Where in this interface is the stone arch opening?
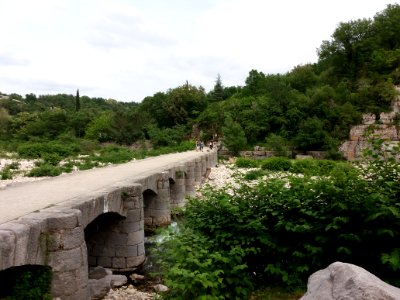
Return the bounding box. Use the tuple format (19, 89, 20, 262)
(0, 265, 52, 298)
(170, 171, 187, 209)
(143, 187, 171, 230)
(85, 212, 126, 269)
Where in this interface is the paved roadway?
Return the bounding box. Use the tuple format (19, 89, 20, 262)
(0, 151, 208, 225)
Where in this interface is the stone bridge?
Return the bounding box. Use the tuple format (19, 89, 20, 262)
(0, 150, 217, 299)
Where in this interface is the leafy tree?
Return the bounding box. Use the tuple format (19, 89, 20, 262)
(163, 83, 207, 126)
(222, 114, 247, 154)
(287, 64, 319, 93)
(295, 117, 329, 150)
(0, 107, 10, 138)
(85, 111, 115, 142)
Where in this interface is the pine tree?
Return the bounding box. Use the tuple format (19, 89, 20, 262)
(211, 74, 224, 101)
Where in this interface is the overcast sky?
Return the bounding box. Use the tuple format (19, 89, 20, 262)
(0, 0, 398, 102)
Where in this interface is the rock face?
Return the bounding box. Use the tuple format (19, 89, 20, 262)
(301, 262, 400, 300)
(339, 86, 400, 160)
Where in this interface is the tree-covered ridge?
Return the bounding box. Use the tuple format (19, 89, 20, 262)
(1, 4, 399, 154)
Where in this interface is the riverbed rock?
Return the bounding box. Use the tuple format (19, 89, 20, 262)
(109, 274, 128, 288)
(89, 266, 112, 279)
(301, 261, 400, 300)
(153, 284, 169, 293)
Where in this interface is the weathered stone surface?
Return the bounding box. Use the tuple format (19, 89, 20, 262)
(153, 284, 169, 293)
(108, 274, 128, 287)
(89, 277, 111, 300)
(301, 262, 400, 300)
(48, 246, 83, 272)
(362, 113, 376, 125)
(89, 266, 110, 279)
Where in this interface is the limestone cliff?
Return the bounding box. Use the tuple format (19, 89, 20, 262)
(339, 86, 400, 160)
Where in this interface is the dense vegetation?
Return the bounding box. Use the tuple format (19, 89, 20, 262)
(1, 4, 400, 157)
(153, 141, 400, 299)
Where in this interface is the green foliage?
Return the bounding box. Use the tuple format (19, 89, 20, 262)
(16, 140, 80, 159)
(264, 134, 291, 157)
(27, 163, 63, 177)
(155, 203, 254, 299)
(0, 266, 52, 300)
(235, 157, 259, 168)
(289, 159, 354, 176)
(146, 124, 188, 147)
(261, 157, 291, 171)
(92, 145, 135, 164)
(0, 162, 19, 180)
(157, 145, 400, 295)
(222, 115, 247, 154)
(243, 169, 265, 181)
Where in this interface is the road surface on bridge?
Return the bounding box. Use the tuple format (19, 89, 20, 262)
(0, 150, 209, 224)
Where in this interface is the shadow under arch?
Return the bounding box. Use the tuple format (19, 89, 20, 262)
(143, 184, 172, 230)
(0, 264, 52, 298)
(85, 212, 126, 268)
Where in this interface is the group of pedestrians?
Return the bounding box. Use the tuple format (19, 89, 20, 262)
(196, 140, 216, 152)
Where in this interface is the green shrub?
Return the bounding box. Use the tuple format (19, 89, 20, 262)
(235, 157, 259, 168)
(93, 145, 135, 164)
(261, 157, 292, 171)
(17, 141, 80, 159)
(0, 162, 19, 180)
(27, 164, 62, 177)
(0, 168, 12, 180)
(244, 169, 265, 180)
(289, 159, 316, 175)
(156, 142, 400, 295)
(42, 153, 62, 166)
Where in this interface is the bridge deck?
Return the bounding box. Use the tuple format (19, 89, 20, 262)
(0, 150, 208, 224)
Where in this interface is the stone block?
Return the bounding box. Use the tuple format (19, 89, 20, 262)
(112, 257, 126, 269)
(126, 209, 142, 222)
(67, 286, 89, 300)
(115, 245, 137, 257)
(126, 255, 145, 268)
(48, 226, 84, 251)
(127, 230, 144, 245)
(46, 210, 81, 230)
(52, 270, 80, 297)
(48, 246, 83, 272)
(14, 217, 47, 265)
(93, 245, 115, 257)
(0, 222, 30, 266)
(0, 229, 15, 269)
(137, 242, 145, 256)
(97, 256, 112, 268)
(108, 232, 127, 246)
(120, 221, 141, 233)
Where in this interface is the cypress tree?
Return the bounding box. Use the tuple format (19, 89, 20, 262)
(75, 89, 80, 112)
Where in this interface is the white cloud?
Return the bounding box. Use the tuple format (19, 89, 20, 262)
(0, 0, 398, 102)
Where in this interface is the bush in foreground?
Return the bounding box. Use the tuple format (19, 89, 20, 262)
(155, 153, 400, 298)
